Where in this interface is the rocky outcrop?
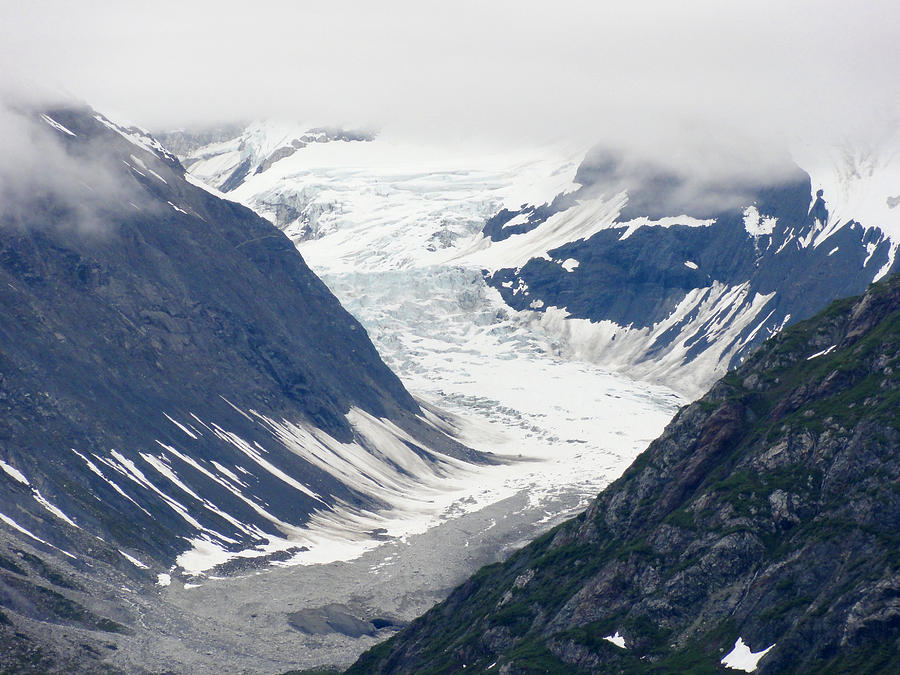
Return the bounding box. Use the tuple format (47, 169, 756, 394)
(349, 273, 900, 674)
(482, 147, 899, 397)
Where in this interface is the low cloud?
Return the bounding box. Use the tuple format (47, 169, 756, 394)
(1, 1, 898, 190)
(0, 98, 149, 234)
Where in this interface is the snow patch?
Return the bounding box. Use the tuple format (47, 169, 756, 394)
(40, 114, 76, 137)
(119, 550, 149, 569)
(97, 450, 211, 532)
(156, 573, 171, 586)
(684, 260, 698, 270)
(0, 512, 76, 558)
(807, 345, 836, 360)
(561, 258, 579, 272)
(32, 490, 80, 529)
(618, 214, 715, 240)
(147, 169, 168, 184)
(123, 160, 145, 177)
(743, 205, 777, 237)
(500, 212, 530, 230)
(457, 192, 626, 272)
(71, 449, 152, 516)
(864, 242, 878, 267)
(721, 637, 775, 672)
(164, 413, 199, 439)
(0, 460, 80, 528)
(873, 240, 898, 282)
(0, 460, 30, 485)
(603, 631, 626, 648)
(210, 461, 247, 487)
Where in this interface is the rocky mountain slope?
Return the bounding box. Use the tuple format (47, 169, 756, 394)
(349, 272, 900, 674)
(0, 103, 490, 671)
(474, 145, 900, 396)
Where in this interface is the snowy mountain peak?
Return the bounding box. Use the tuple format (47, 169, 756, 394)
(793, 134, 900, 249)
(164, 120, 376, 194)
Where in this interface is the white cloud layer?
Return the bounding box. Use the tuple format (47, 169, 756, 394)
(1, 1, 898, 171)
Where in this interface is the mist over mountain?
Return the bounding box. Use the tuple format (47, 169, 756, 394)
(476, 141, 900, 396)
(171, 119, 900, 400)
(3, 2, 899, 162)
(1, 3, 899, 674)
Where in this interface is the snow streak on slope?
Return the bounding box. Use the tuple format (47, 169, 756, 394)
(530, 283, 780, 398)
(72, 405, 485, 575)
(68, 372, 676, 578)
(181, 126, 683, 571)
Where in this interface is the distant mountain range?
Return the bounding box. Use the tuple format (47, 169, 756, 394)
(475, 144, 900, 397)
(175, 124, 900, 398)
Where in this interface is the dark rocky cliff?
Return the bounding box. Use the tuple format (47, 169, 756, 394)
(349, 272, 900, 674)
(0, 103, 483, 671)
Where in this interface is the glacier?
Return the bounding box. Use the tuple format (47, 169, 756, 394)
(169, 118, 900, 578)
(89, 117, 899, 674)
(176, 123, 685, 571)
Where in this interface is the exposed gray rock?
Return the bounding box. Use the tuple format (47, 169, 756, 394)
(349, 274, 900, 674)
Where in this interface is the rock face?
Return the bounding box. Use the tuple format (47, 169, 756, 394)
(480, 146, 900, 397)
(0, 104, 482, 671)
(349, 273, 900, 674)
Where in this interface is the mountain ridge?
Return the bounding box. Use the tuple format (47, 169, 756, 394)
(347, 272, 900, 674)
(478, 146, 900, 398)
(0, 102, 490, 651)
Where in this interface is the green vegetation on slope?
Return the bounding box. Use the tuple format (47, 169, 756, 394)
(348, 274, 900, 674)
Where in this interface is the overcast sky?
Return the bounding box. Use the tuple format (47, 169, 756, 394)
(2, 0, 898, 162)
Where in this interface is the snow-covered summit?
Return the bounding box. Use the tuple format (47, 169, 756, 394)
(792, 136, 900, 279)
(180, 124, 586, 273)
(174, 119, 376, 193)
